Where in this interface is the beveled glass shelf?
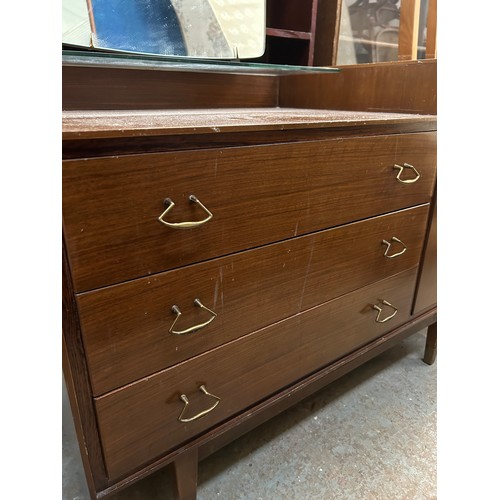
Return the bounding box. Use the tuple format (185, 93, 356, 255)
(62, 48, 340, 76)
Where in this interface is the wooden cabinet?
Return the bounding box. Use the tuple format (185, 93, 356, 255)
(62, 58, 437, 499)
(264, 0, 319, 65)
(256, 0, 341, 66)
(259, 0, 438, 67)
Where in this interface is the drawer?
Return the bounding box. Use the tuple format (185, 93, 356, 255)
(79, 205, 429, 395)
(63, 132, 436, 291)
(95, 267, 418, 480)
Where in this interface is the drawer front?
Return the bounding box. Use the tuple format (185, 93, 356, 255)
(63, 132, 436, 291)
(95, 267, 418, 480)
(79, 205, 429, 395)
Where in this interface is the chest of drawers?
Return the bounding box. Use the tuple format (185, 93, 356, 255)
(63, 61, 437, 500)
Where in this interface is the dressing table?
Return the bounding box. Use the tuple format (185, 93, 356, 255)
(62, 51, 437, 499)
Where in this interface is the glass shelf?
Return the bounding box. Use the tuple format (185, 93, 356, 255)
(62, 48, 340, 76)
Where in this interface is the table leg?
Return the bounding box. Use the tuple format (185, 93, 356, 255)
(172, 448, 198, 500)
(423, 322, 437, 365)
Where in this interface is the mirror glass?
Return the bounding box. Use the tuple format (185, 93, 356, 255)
(336, 0, 431, 65)
(62, 0, 266, 59)
(336, 0, 401, 65)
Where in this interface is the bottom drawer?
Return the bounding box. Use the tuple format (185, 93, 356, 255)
(95, 267, 418, 480)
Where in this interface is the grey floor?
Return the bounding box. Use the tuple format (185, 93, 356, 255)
(63, 330, 436, 500)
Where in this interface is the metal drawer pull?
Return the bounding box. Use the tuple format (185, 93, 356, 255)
(382, 237, 407, 258)
(158, 194, 213, 229)
(178, 385, 221, 423)
(372, 300, 398, 323)
(170, 298, 217, 335)
(393, 163, 421, 184)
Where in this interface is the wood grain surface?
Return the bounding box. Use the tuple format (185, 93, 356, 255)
(62, 66, 279, 111)
(63, 132, 436, 292)
(280, 59, 437, 115)
(97, 307, 436, 498)
(94, 267, 418, 481)
(78, 204, 429, 395)
(62, 107, 436, 141)
(62, 56, 438, 500)
(62, 241, 107, 496)
(62, 120, 437, 160)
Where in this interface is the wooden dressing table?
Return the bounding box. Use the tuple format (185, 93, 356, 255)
(62, 54, 437, 499)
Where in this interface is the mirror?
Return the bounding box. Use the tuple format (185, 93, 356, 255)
(62, 0, 266, 59)
(335, 0, 433, 65)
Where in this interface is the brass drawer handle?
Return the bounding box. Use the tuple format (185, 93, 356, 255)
(382, 237, 407, 258)
(393, 163, 421, 184)
(178, 385, 221, 423)
(372, 300, 398, 323)
(158, 194, 213, 229)
(170, 298, 217, 335)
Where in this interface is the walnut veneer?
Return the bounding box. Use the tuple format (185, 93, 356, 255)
(62, 60, 437, 500)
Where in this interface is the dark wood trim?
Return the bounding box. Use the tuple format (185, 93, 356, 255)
(412, 183, 437, 314)
(172, 448, 198, 500)
(307, 0, 319, 65)
(62, 65, 279, 111)
(314, 0, 342, 66)
(279, 59, 437, 115)
(96, 307, 436, 498)
(425, 0, 437, 58)
(266, 28, 311, 40)
(62, 119, 437, 159)
(61, 121, 436, 159)
(423, 322, 437, 365)
(63, 239, 108, 497)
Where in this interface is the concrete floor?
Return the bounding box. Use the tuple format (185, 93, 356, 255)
(63, 330, 436, 500)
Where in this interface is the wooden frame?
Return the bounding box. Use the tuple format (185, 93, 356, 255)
(425, 0, 437, 58)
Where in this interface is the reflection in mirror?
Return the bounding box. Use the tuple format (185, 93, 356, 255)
(337, 0, 402, 65)
(336, 0, 432, 65)
(62, 0, 266, 59)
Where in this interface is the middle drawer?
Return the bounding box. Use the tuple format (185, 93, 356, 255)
(78, 204, 429, 395)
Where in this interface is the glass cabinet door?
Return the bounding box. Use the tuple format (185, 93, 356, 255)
(336, 0, 435, 65)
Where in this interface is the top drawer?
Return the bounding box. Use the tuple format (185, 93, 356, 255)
(63, 132, 436, 292)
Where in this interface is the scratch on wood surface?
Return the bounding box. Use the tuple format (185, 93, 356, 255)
(299, 245, 314, 310)
(219, 267, 224, 310)
(213, 278, 220, 307)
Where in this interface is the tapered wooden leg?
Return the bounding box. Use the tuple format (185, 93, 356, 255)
(172, 448, 198, 500)
(423, 322, 437, 365)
